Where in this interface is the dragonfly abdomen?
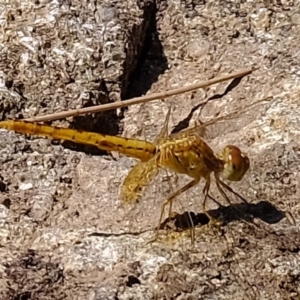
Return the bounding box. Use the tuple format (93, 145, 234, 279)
(0, 121, 156, 161)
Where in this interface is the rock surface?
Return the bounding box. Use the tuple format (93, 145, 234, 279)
(0, 0, 300, 299)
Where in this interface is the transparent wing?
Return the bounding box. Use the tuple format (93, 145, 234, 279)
(120, 107, 172, 204)
(154, 106, 172, 144)
(121, 155, 159, 204)
(171, 97, 272, 141)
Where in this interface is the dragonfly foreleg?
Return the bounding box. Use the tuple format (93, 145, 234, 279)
(215, 174, 252, 222)
(218, 179, 249, 204)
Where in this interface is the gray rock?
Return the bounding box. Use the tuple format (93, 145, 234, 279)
(1, 0, 300, 299)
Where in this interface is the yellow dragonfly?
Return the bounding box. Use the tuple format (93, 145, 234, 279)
(0, 107, 250, 242)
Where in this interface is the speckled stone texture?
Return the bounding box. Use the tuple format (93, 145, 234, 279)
(0, 0, 300, 299)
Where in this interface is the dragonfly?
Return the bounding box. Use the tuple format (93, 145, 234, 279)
(0, 107, 250, 243)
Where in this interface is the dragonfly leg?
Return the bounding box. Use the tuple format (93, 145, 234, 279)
(202, 179, 223, 227)
(214, 177, 233, 207)
(207, 193, 223, 207)
(146, 179, 199, 244)
(215, 175, 251, 221)
(218, 178, 249, 204)
(168, 199, 173, 219)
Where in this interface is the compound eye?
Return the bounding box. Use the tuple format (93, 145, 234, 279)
(223, 145, 250, 181)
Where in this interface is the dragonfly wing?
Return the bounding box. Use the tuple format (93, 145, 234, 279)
(154, 106, 172, 144)
(121, 156, 159, 203)
(171, 97, 271, 140)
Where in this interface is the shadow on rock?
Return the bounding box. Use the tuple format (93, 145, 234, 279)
(160, 200, 287, 232)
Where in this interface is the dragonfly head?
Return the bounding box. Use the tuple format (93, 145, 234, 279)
(221, 145, 250, 181)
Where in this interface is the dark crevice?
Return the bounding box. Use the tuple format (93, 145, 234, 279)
(122, 2, 168, 100)
(171, 76, 246, 135)
(126, 275, 141, 287)
(61, 2, 166, 155)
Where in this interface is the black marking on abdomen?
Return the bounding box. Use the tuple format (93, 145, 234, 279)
(117, 144, 124, 148)
(97, 140, 115, 149)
